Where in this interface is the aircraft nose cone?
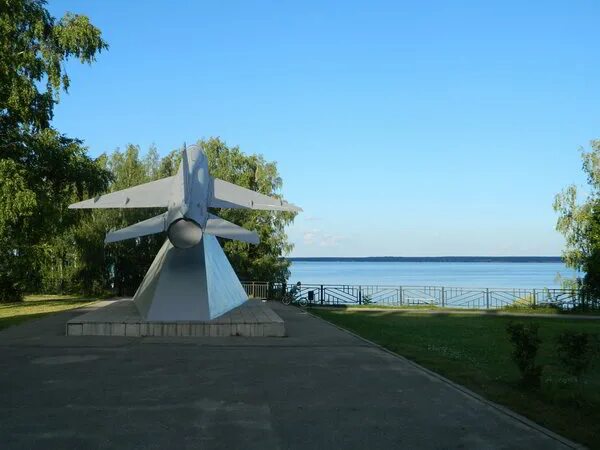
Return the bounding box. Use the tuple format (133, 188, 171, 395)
(167, 219, 203, 249)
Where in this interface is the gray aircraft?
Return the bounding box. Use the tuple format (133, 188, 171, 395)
(69, 144, 301, 321)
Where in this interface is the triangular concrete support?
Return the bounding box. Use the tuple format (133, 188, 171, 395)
(133, 235, 248, 321)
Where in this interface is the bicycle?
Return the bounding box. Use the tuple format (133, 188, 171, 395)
(281, 284, 308, 307)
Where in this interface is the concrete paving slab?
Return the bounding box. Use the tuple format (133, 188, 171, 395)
(0, 301, 579, 449)
(66, 299, 285, 337)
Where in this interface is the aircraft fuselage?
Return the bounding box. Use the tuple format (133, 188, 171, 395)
(166, 146, 210, 249)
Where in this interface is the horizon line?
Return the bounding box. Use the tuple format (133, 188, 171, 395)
(287, 256, 563, 260)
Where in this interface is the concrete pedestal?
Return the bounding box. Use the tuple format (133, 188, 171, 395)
(66, 299, 285, 337)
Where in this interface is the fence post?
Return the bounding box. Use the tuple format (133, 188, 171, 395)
(486, 288, 490, 309)
(320, 285, 324, 305)
(359, 286, 362, 305)
(532, 289, 537, 307)
(399, 287, 403, 306)
(441, 287, 445, 308)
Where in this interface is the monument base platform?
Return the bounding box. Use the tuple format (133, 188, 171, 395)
(66, 299, 285, 337)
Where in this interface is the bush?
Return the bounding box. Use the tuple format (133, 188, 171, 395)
(556, 330, 598, 381)
(0, 258, 25, 303)
(506, 322, 543, 388)
(362, 294, 373, 305)
(0, 280, 23, 303)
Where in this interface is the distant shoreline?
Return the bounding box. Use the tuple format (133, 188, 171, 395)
(288, 256, 563, 263)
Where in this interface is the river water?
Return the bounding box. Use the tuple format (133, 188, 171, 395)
(288, 261, 578, 289)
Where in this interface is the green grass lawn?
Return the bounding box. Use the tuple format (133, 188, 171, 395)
(311, 308, 600, 449)
(0, 295, 97, 331)
(338, 304, 600, 316)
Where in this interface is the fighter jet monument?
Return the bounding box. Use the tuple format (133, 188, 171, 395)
(69, 144, 301, 321)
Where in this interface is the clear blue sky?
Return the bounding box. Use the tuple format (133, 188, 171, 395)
(48, 1, 599, 257)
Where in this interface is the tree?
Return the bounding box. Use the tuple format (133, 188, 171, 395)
(1, 0, 107, 132)
(0, 0, 108, 301)
(554, 141, 600, 307)
(93, 145, 166, 296)
(59, 145, 165, 296)
(28, 133, 110, 293)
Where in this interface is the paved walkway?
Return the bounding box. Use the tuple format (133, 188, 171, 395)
(0, 302, 578, 449)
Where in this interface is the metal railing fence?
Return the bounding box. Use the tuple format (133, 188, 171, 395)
(242, 281, 269, 299)
(241, 282, 586, 310)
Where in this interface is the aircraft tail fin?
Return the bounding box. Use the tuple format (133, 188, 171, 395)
(181, 145, 190, 204)
(209, 177, 302, 212)
(105, 213, 168, 244)
(204, 213, 260, 245)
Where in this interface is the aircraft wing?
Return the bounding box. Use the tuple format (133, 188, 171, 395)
(105, 213, 167, 244)
(69, 176, 175, 209)
(205, 213, 260, 245)
(209, 178, 302, 212)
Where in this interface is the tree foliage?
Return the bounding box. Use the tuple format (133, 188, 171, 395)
(554, 141, 600, 306)
(0, 0, 108, 301)
(1, 0, 107, 131)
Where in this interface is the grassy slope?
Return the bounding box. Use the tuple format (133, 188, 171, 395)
(311, 309, 600, 449)
(0, 295, 97, 331)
